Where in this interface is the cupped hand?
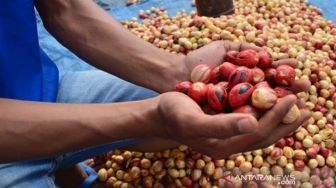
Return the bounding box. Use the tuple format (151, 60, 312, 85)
(130, 41, 311, 159)
(160, 40, 311, 158)
(156, 89, 310, 159)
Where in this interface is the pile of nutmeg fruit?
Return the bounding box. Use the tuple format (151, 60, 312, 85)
(175, 49, 300, 124)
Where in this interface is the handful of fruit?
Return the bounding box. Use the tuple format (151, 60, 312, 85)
(175, 49, 300, 124)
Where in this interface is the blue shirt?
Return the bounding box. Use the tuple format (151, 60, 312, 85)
(0, 0, 58, 102)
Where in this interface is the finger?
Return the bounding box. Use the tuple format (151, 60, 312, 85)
(203, 95, 297, 156)
(258, 95, 297, 132)
(206, 109, 310, 158)
(248, 109, 311, 150)
(289, 79, 311, 93)
(223, 41, 262, 52)
(296, 99, 305, 109)
(193, 113, 259, 139)
(239, 42, 263, 52)
(185, 40, 226, 69)
(272, 58, 298, 68)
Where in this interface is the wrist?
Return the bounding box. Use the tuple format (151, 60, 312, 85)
(159, 54, 189, 93)
(143, 96, 167, 137)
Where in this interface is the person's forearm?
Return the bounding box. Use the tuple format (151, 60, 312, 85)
(35, 0, 187, 93)
(0, 98, 161, 163)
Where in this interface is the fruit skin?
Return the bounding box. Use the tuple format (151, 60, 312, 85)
(188, 82, 208, 104)
(219, 62, 237, 81)
(190, 64, 211, 83)
(236, 49, 260, 68)
(294, 160, 305, 170)
(274, 87, 293, 98)
(264, 68, 277, 87)
(275, 65, 295, 86)
(210, 66, 221, 84)
(229, 82, 254, 108)
(225, 51, 238, 64)
(251, 87, 277, 110)
(251, 67, 265, 84)
(258, 51, 273, 68)
(98, 168, 108, 182)
(228, 66, 253, 88)
(233, 105, 260, 119)
(254, 21, 266, 29)
(207, 85, 228, 111)
(282, 104, 300, 124)
(175, 81, 192, 95)
(255, 81, 271, 89)
(216, 81, 229, 91)
(320, 147, 329, 158)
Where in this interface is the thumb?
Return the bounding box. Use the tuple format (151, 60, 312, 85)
(192, 113, 259, 139)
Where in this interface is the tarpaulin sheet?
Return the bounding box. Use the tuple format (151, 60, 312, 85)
(37, 0, 336, 72)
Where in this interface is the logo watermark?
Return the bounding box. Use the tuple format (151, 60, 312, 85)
(222, 173, 296, 186)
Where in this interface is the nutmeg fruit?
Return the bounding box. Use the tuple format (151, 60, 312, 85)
(229, 82, 254, 108)
(275, 65, 295, 86)
(251, 67, 265, 84)
(251, 87, 277, 110)
(258, 51, 273, 69)
(236, 49, 259, 68)
(228, 66, 253, 88)
(207, 84, 228, 111)
(190, 64, 211, 83)
(175, 81, 192, 95)
(282, 104, 300, 124)
(219, 62, 237, 81)
(188, 82, 208, 104)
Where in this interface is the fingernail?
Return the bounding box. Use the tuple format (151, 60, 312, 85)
(238, 118, 255, 133)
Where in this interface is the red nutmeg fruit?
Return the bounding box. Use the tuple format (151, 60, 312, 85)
(275, 138, 286, 149)
(294, 160, 305, 170)
(255, 81, 271, 89)
(320, 147, 330, 158)
(175, 81, 192, 95)
(254, 21, 267, 30)
(236, 49, 260, 68)
(209, 66, 221, 84)
(219, 62, 237, 81)
(188, 82, 208, 104)
(306, 148, 317, 158)
(275, 65, 295, 86)
(264, 68, 277, 87)
(285, 137, 294, 146)
(190, 64, 211, 83)
(228, 66, 253, 88)
(258, 50, 273, 69)
(251, 67, 265, 84)
(225, 51, 239, 64)
(216, 81, 229, 91)
(229, 82, 254, 108)
(207, 85, 228, 111)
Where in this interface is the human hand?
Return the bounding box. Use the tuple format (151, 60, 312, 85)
(155, 91, 310, 159)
